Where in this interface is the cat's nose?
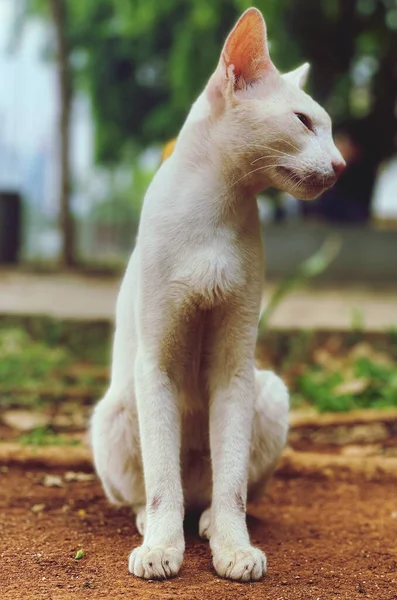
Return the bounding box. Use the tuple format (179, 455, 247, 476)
(332, 158, 346, 179)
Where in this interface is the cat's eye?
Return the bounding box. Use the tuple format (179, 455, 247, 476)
(295, 113, 313, 131)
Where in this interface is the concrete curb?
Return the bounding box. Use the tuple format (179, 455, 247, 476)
(0, 443, 93, 471)
(277, 448, 397, 482)
(289, 407, 397, 428)
(2, 443, 397, 482)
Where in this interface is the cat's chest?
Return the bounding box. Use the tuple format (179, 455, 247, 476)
(173, 234, 254, 308)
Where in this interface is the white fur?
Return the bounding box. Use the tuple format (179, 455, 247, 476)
(91, 7, 343, 582)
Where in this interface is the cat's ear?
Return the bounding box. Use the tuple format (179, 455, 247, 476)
(221, 8, 274, 88)
(207, 8, 275, 110)
(283, 62, 310, 89)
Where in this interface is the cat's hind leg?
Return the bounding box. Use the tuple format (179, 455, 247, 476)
(199, 507, 212, 540)
(248, 369, 289, 499)
(91, 386, 145, 511)
(135, 505, 147, 536)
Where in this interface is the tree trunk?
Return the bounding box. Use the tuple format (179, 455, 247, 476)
(49, 0, 74, 267)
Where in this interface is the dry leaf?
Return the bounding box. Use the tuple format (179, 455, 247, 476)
(64, 471, 95, 483)
(341, 444, 381, 457)
(334, 378, 370, 396)
(2, 410, 50, 432)
(313, 348, 331, 367)
(43, 474, 64, 488)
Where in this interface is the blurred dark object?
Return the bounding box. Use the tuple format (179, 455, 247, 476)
(301, 119, 379, 224)
(0, 191, 21, 264)
(263, 222, 397, 283)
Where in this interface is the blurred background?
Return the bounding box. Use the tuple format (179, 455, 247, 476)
(0, 0, 396, 268)
(0, 0, 396, 445)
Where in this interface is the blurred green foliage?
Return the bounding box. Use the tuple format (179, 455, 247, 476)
(0, 328, 71, 389)
(296, 354, 397, 412)
(25, 0, 397, 166)
(0, 325, 107, 409)
(1, 321, 397, 414)
(0, 316, 111, 363)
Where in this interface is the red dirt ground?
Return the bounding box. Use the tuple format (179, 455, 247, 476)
(1, 467, 397, 600)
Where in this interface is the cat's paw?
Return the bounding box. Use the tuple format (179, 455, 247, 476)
(128, 544, 183, 579)
(213, 545, 267, 581)
(199, 507, 212, 540)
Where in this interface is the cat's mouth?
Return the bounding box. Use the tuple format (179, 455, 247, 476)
(277, 167, 302, 185)
(276, 166, 336, 198)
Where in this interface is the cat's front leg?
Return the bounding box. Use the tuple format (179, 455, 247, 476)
(206, 307, 267, 582)
(128, 353, 185, 579)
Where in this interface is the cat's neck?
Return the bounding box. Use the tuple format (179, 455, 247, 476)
(169, 141, 269, 214)
(176, 91, 272, 200)
(154, 152, 259, 233)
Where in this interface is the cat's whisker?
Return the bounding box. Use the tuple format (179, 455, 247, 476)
(281, 139, 300, 152)
(259, 124, 301, 152)
(252, 145, 293, 157)
(231, 152, 288, 167)
(220, 163, 283, 195)
(275, 130, 300, 152)
(234, 142, 294, 158)
(291, 172, 315, 194)
(282, 168, 313, 191)
(232, 152, 276, 160)
(250, 155, 287, 165)
(284, 174, 299, 187)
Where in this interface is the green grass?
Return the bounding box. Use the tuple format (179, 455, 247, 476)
(18, 426, 80, 446)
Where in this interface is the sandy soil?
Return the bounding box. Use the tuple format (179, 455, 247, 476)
(1, 467, 397, 600)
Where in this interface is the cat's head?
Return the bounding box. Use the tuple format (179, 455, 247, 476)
(187, 8, 345, 200)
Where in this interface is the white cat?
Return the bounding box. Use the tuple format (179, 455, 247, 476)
(91, 7, 345, 582)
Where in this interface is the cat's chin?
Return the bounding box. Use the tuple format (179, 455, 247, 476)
(294, 178, 336, 201)
(293, 186, 325, 201)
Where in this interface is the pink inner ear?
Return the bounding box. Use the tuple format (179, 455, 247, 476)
(222, 8, 272, 87)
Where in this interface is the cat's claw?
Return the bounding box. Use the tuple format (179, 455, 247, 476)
(213, 545, 267, 581)
(128, 544, 183, 579)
